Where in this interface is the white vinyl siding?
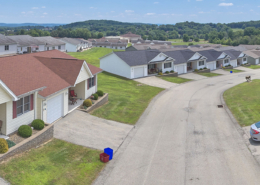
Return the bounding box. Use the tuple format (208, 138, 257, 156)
(70, 80, 86, 100)
(230, 60, 237, 68)
(256, 59, 259, 64)
(133, 67, 144, 78)
(47, 94, 63, 123)
(175, 64, 187, 74)
(85, 78, 97, 98)
(76, 64, 91, 84)
(0, 44, 17, 55)
(37, 97, 42, 119)
(207, 62, 215, 71)
(0, 86, 12, 104)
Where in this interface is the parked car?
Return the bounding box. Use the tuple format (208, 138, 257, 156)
(250, 121, 260, 141)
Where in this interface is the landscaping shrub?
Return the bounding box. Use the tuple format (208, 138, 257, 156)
(18, 125, 32, 138)
(6, 139, 16, 149)
(170, 70, 174, 73)
(194, 69, 198, 72)
(203, 67, 207, 69)
(97, 90, 104, 97)
(165, 71, 169, 74)
(93, 93, 98, 100)
(31, 119, 45, 130)
(199, 68, 203, 70)
(83, 99, 92, 107)
(158, 72, 163, 75)
(0, 138, 8, 153)
(223, 66, 226, 69)
(188, 43, 193, 46)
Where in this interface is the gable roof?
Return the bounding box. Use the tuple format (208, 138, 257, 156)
(243, 50, 260, 59)
(221, 49, 244, 60)
(127, 44, 173, 51)
(196, 49, 226, 62)
(6, 35, 45, 47)
(114, 50, 163, 66)
(59, 37, 82, 45)
(0, 50, 102, 98)
(163, 49, 197, 65)
(0, 34, 17, 45)
(33, 36, 65, 46)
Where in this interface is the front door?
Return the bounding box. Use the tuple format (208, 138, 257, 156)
(27, 47, 31, 53)
(187, 62, 192, 71)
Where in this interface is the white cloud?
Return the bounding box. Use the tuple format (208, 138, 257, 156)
(40, 16, 45, 18)
(190, 14, 197, 16)
(125, 10, 134, 13)
(219, 3, 233, 6)
(21, 12, 26, 14)
(75, 14, 81, 16)
(32, 7, 38, 9)
(111, 11, 115, 13)
(146, 13, 155, 15)
(196, 0, 203, 1)
(250, 9, 254, 11)
(42, 6, 46, 8)
(43, 12, 48, 15)
(154, 2, 159, 4)
(90, 7, 94, 9)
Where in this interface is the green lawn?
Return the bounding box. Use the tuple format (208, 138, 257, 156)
(168, 39, 210, 46)
(224, 69, 244, 73)
(223, 80, 260, 127)
(158, 76, 192, 84)
(196, 72, 222, 77)
(69, 48, 163, 124)
(127, 43, 132, 47)
(0, 139, 105, 185)
(245, 65, 260, 69)
(232, 28, 243, 32)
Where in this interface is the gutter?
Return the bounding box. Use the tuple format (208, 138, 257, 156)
(17, 86, 46, 99)
(39, 86, 71, 100)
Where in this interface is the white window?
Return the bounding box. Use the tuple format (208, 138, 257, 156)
(5, 45, 9, 51)
(164, 62, 172, 68)
(243, 58, 247, 61)
(224, 59, 229, 63)
(58, 46, 61, 50)
(16, 95, 30, 116)
(199, 61, 204, 66)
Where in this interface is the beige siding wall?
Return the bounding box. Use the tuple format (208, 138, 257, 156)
(70, 80, 85, 100)
(42, 89, 69, 123)
(6, 101, 34, 135)
(37, 97, 42, 119)
(0, 103, 6, 135)
(0, 86, 12, 104)
(76, 65, 91, 84)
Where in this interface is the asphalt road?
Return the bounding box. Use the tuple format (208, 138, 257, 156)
(94, 68, 260, 185)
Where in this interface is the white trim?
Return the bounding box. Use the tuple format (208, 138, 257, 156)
(188, 52, 205, 61)
(148, 52, 175, 63)
(17, 86, 46, 98)
(0, 79, 18, 101)
(73, 61, 93, 87)
(99, 51, 114, 59)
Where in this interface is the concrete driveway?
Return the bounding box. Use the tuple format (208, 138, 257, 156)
(0, 178, 9, 185)
(94, 71, 260, 185)
(134, 76, 178, 89)
(179, 72, 208, 80)
(54, 110, 133, 151)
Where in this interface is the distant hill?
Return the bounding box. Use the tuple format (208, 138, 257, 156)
(0, 23, 66, 27)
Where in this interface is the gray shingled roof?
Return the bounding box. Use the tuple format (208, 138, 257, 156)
(6, 35, 45, 46)
(128, 44, 173, 51)
(0, 34, 17, 45)
(163, 49, 197, 65)
(59, 37, 82, 45)
(221, 49, 244, 60)
(196, 49, 225, 62)
(33, 36, 65, 46)
(114, 50, 162, 66)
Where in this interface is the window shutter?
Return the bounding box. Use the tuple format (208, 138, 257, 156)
(13, 101, 17, 119)
(94, 76, 96, 86)
(30, 94, 34, 111)
(87, 78, 89, 90)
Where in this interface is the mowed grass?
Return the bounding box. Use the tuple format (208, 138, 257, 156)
(169, 39, 210, 46)
(224, 69, 244, 73)
(245, 65, 260, 69)
(196, 72, 222, 77)
(158, 76, 192, 84)
(69, 48, 163, 124)
(223, 80, 260, 127)
(232, 28, 243, 32)
(0, 139, 105, 185)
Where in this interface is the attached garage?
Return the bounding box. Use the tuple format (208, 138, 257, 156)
(175, 64, 186, 74)
(230, 60, 237, 68)
(207, 62, 215, 71)
(47, 93, 63, 123)
(256, 59, 259, 64)
(134, 67, 144, 78)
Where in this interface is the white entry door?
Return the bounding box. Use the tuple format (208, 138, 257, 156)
(256, 59, 259, 64)
(47, 94, 63, 123)
(134, 67, 144, 78)
(176, 65, 185, 74)
(207, 63, 214, 71)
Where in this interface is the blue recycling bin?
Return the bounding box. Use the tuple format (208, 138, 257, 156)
(230, 71, 233, 73)
(104, 148, 113, 160)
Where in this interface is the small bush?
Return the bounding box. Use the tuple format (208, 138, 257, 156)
(97, 90, 104, 97)
(188, 43, 194, 46)
(0, 138, 8, 153)
(222, 66, 226, 69)
(93, 93, 98, 100)
(31, 119, 45, 130)
(6, 139, 16, 148)
(158, 72, 163, 75)
(18, 125, 32, 138)
(165, 71, 169, 74)
(194, 69, 198, 72)
(203, 67, 207, 69)
(83, 99, 92, 107)
(170, 70, 174, 73)
(199, 68, 203, 70)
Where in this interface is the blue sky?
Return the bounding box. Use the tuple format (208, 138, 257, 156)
(0, 0, 260, 24)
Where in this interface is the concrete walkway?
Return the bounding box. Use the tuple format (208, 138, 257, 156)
(54, 110, 133, 151)
(0, 178, 9, 185)
(179, 72, 208, 80)
(134, 76, 178, 89)
(94, 70, 260, 185)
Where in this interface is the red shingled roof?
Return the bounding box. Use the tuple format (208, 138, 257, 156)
(0, 50, 102, 97)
